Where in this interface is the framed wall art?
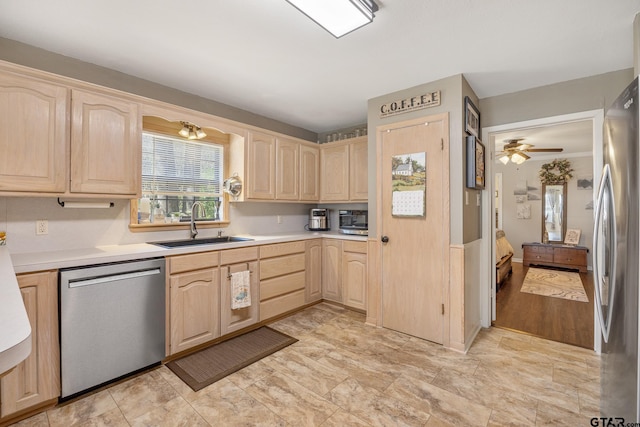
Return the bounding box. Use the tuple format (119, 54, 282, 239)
(564, 228, 581, 245)
(464, 96, 480, 137)
(466, 135, 485, 189)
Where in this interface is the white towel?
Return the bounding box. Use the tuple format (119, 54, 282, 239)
(230, 270, 251, 310)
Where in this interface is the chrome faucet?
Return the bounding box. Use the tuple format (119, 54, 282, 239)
(190, 201, 205, 239)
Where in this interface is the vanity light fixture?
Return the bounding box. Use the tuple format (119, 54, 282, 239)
(286, 0, 378, 38)
(178, 121, 207, 140)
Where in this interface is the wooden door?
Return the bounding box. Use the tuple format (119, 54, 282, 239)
(170, 268, 220, 354)
(0, 73, 67, 193)
(275, 137, 299, 200)
(246, 131, 276, 199)
(321, 239, 342, 302)
(380, 114, 448, 343)
(70, 89, 140, 195)
(1, 271, 59, 417)
(305, 239, 322, 302)
(320, 143, 349, 201)
(349, 138, 368, 201)
(300, 144, 320, 201)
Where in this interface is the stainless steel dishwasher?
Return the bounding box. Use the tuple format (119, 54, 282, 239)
(59, 257, 165, 399)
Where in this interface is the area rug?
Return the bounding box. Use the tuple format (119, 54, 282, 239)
(520, 267, 589, 302)
(166, 326, 297, 391)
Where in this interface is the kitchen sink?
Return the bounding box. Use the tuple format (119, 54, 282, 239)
(149, 236, 254, 248)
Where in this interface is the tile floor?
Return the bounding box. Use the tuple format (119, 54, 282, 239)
(11, 303, 600, 426)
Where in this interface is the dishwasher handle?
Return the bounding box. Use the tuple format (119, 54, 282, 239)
(68, 268, 162, 288)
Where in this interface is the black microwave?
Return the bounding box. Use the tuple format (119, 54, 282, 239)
(338, 210, 368, 235)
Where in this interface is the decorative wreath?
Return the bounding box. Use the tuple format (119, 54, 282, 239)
(539, 159, 574, 184)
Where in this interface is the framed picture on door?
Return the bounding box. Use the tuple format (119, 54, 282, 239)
(466, 135, 485, 189)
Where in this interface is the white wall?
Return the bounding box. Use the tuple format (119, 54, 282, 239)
(0, 197, 315, 254)
(495, 155, 594, 265)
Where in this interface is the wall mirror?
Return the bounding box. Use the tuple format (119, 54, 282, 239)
(542, 183, 567, 243)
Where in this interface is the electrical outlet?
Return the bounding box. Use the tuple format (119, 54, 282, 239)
(277, 215, 283, 224)
(36, 220, 48, 235)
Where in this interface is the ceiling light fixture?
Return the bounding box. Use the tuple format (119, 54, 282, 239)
(286, 0, 378, 38)
(178, 121, 206, 140)
(511, 152, 530, 165)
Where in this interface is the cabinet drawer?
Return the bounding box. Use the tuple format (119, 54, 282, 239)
(523, 246, 553, 262)
(168, 251, 219, 274)
(220, 247, 259, 265)
(260, 289, 306, 321)
(343, 240, 367, 254)
(260, 241, 306, 258)
(260, 253, 305, 280)
(260, 271, 305, 300)
(553, 248, 587, 266)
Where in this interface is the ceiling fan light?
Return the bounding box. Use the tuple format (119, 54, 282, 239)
(498, 155, 510, 165)
(511, 152, 529, 164)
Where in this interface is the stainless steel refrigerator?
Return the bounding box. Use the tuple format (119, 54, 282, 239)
(595, 76, 640, 422)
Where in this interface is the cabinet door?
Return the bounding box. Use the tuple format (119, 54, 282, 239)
(306, 239, 322, 302)
(1, 271, 59, 418)
(70, 89, 141, 195)
(343, 251, 367, 310)
(170, 268, 220, 355)
(276, 138, 299, 200)
(320, 144, 349, 201)
(300, 144, 320, 201)
(246, 131, 276, 200)
(321, 239, 342, 302)
(220, 261, 259, 335)
(0, 74, 67, 193)
(349, 139, 368, 201)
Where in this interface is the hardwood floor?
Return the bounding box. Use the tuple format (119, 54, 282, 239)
(494, 261, 595, 349)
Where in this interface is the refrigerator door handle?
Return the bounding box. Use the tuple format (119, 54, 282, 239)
(593, 164, 617, 343)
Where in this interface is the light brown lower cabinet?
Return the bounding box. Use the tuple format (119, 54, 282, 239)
(167, 252, 220, 355)
(220, 247, 259, 334)
(305, 239, 322, 303)
(259, 241, 306, 321)
(322, 239, 367, 310)
(342, 241, 367, 311)
(1, 271, 59, 420)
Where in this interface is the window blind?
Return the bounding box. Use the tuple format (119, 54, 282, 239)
(142, 132, 223, 197)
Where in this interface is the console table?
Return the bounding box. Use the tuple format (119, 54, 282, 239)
(522, 243, 589, 273)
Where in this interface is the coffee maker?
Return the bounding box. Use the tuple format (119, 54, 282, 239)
(308, 208, 330, 231)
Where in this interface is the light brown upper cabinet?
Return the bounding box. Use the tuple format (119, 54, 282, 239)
(275, 137, 299, 200)
(320, 143, 350, 201)
(299, 144, 320, 202)
(349, 138, 368, 201)
(320, 136, 368, 202)
(0, 72, 68, 194)
(70, 89, 141, 196)
(244, 130, 320, 202)
(246, 130, 276, 200)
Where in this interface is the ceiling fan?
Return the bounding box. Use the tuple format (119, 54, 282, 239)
(496, 138, 563, 165)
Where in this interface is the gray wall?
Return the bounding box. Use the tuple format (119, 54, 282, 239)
(480, 69, 633, 128)
(0, 37, 317, 142)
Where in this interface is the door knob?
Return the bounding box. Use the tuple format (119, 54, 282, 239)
(381, 236, 389, 243)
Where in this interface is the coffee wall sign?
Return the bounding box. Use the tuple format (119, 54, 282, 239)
(379, 91, 441, 118)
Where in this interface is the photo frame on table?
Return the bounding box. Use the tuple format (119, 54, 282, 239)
(564, 229, 581, 246)
(466, 135, 485, 189)
(464, 96, 480, 137)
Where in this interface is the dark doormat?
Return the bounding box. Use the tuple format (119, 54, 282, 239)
(166, 326, 298, 391)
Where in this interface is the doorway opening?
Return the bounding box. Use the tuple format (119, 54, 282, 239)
(481, 110, 604, 350)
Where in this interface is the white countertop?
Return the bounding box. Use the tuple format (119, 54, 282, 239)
(0, 246, 31, 376)
(10, 231, 367, 273)
(0, 231, 366, 374)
